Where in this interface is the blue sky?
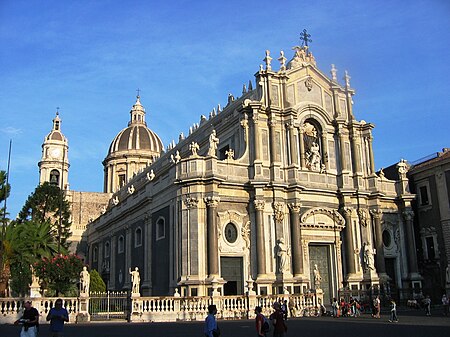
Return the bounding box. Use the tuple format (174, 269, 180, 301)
(1, 0, 449, 218)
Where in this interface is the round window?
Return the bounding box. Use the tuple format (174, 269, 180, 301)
(382, 230, 392, 247)
(224, 223, 238, 243)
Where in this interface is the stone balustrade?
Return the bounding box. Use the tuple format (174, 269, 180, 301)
(0, 292, 321, 324)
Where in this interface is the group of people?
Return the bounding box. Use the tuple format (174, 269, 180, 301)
(331, 297, 363, 318)
(14, 299, 69, 337)
(204, 301, 290, 337)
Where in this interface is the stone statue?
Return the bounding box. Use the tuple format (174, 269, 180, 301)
(146, 169, 155, 181)
(225, 148, 234, 160)
(446, 265, 450, 284)
(313, 264, 322, 289)
(207, 130, 219, 157)
(364, 243, 375, 271)
(129, 267, 140, 294)
(80, 266, 90, 294)
(309, 142, 321, 171)
(189, 142, 199, 156)
(277, 238, 289, 273)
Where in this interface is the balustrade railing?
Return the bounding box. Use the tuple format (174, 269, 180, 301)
(0, 292, 321, 324)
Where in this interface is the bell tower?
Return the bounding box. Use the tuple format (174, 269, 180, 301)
(38, 111, 70, 190)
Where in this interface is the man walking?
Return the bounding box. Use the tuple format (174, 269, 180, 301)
(14, 301, 39, 337)
(47, 298, 69, 336)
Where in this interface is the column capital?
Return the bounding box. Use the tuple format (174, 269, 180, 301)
(254, 199, 265, 211)
(184, 195, 199, 209)
(204, 196, 220, 208)
(403, 210, 414, 221)
(288, 202, 301, 213)
(341, 206, 353, 217)
(370, 209, 383, 219)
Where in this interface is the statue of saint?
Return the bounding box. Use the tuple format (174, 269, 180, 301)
(207, 130, 219, 157)
(277, 238, 289, 273)
(364, 243, 375, 271)
(80, 266, 90, 294)
(309, 142, 321, 171)
(129, 267, 140, 294)
(313, 264, 322, 289)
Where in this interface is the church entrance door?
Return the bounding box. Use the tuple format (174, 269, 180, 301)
(309, 244, 332, 305)
(220, 257, 243, 295)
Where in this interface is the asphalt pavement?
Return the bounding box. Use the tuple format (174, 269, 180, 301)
(1, 310, 449, 337)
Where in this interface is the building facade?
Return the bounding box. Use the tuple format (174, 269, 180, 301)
(84, 41, 422, 302)
(407, 149, 450, 299)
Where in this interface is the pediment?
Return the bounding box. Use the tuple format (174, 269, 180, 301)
(300, 207, 345, 229)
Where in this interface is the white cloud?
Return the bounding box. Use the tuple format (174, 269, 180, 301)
(1, 127, 22, 135)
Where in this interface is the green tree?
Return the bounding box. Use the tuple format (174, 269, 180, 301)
(90, 269, 106, 293)
(18, 182, 71, 250)
(6, 220, 64, 296)
(0, 170, 11, 296)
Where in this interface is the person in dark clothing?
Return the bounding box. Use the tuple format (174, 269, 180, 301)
(14, 301, 39, 337)
(269, 302, 287, 337)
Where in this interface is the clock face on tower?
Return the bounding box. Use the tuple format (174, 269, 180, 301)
(50, 147, 61, 159)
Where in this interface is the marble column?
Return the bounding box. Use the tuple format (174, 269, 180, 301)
(403, 210, 419, 274)
(288, 203, 303, 276)
(371, 209, 386, 274)
(253, 114, 261, 161)
(287, 120, 298, 166)
(205, 196, 220, 277)
(254, 200, 266, 276)
(342, 207, 356, 275)
(298, 128, 305, 169)
(367, 136, 375, 174)
(338, 127, 347, 171)
(350, 134, 361, 173)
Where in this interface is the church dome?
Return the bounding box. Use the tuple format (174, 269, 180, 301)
(103, 95, 163, 193)
(107, 96, 163, 156)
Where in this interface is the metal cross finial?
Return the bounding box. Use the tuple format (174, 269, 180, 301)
(136, 88, 141, 98)
(56, 107, 60, 115)
(300, 29, 312, 48)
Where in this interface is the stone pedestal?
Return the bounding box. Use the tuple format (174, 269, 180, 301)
(76, 294, 90, 323)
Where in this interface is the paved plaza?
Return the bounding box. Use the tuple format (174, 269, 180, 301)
(1, 311, 449, 337)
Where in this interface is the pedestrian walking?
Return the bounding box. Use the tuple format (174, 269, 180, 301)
(424, 295, 431, 316)
(388, 299, 398, 322)
(269, 302, 287, 337)
(441, 294, 449, 316)
(14, 301, 39, 337)
(255, 306, 269, 337)
(373, 295, 381, 318)
(46, 298, 69, 336)
(204, 304, 219, 337)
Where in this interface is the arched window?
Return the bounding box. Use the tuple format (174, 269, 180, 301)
(104, 241, 110, 258)
(49, 169, 60, 185)
(135, 227, 142, 247)
(302, 119, 323, 172)
(156, 218, 165, 240)
(93, 246, 98, 262)
(118, 235, 124, 254)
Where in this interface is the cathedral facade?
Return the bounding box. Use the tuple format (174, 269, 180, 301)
(42, 40, 422, 301)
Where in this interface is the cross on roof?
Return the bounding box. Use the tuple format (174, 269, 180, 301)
(300, 29, 312, 48)
(136, 88, 141, 98)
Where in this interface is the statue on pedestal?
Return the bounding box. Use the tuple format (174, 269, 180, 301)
(129, 267, 140, 295)
(313, 264, 322, 290)
(80, 266, 90, 295)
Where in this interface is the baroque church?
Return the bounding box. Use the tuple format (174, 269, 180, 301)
(38, 39, 422, 303)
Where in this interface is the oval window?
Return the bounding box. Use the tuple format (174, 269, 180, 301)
(224, 223, 238, 243)
(382, 230, 392, 247)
